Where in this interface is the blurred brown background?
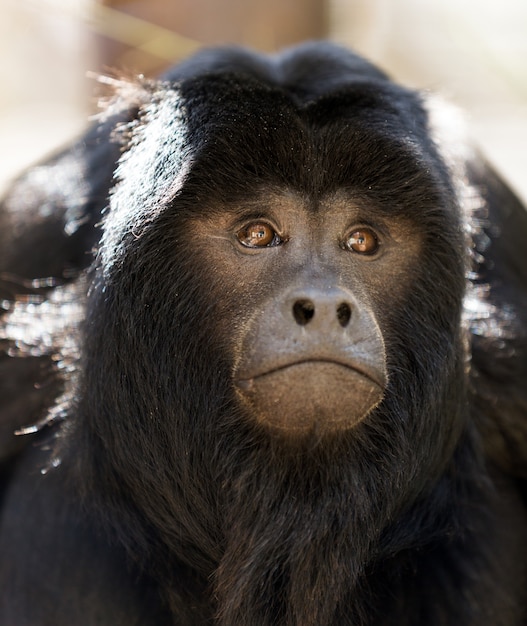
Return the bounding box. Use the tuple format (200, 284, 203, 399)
(1, 0, 526, 200)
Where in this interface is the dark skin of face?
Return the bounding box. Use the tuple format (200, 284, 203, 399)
(190, 188, 422, 436)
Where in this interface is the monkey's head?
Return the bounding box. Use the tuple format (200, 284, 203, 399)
(86, 43, 465, 448)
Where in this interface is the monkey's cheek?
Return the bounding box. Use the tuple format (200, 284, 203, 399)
(235, 362, 384, 436)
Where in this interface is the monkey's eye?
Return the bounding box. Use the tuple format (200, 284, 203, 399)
(344, 228, 379, 255)
(237, 222, 281, 248)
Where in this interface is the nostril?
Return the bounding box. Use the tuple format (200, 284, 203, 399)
(293, 299, 315, 326)
(337, 302, 352, 327)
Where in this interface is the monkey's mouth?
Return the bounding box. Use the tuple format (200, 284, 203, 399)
(236, 357, 385, 390)
(234, 359, 386, 435)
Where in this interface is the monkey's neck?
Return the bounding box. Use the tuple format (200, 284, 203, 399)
(189, 427, 485, 626)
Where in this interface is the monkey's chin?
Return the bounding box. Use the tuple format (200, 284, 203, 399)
(235, 361, 385, 436)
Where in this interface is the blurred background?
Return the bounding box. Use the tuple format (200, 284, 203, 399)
(1, 0, 526, 199)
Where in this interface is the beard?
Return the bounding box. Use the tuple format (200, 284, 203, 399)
(207, 377, 473, 626)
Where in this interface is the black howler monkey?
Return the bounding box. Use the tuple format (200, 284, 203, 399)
(1, 42, 527, 625)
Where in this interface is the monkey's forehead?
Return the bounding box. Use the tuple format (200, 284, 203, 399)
(113, 72, 451, 214)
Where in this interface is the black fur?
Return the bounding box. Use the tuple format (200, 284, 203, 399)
(1, 42, 526, 625)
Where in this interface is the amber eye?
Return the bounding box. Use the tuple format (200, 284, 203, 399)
(237, 222, 279, 248)
(345, 228, 379, 255)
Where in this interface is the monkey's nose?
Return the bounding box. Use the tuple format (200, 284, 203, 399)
(290, 289, 353, 329)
